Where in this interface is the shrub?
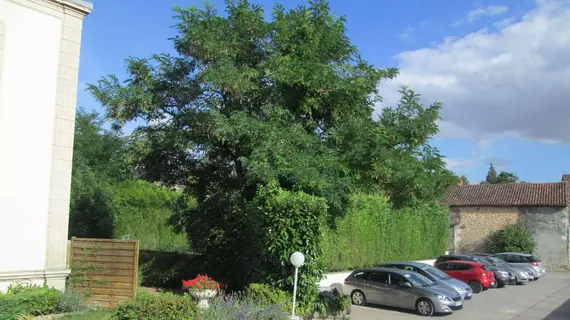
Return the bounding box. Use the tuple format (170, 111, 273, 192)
(0, 283, 62, 320)
(57, 288, 88, 313)
(488, 222, 536, 253)
(245, 283, 291, 313)
(320, 194, 449, 271)
(138, 250, 206, 288)
(113, 292, 198, 320)
(203, 293, 288, 320)
(312, 288, 351, 319)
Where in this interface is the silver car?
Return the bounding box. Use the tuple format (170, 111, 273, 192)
(492, 253, 546, 279)
(343, 268, 463, 316)
(477, 256, 533, 284)
(377, 261, 473, 300)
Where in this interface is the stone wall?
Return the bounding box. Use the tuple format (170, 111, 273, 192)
(519, 206, 569, 271)
(452, 206, 519, 253)
(450, 206, 570, 271)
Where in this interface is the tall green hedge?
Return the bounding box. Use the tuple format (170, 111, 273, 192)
(321, 194, 448, 271)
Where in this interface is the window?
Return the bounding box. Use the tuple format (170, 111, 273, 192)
(369, 272, 389, 284)
(351, 271, 370, 280)
(455, 264, 474, 271)
(436, 263, 453, 271)
(389, 273, 407, 285)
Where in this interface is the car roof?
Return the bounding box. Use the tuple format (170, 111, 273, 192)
(350, 267, 415, 275)
(437, 260, 483, 267)
(377, 261, 431, 268)
(498, 252, 533, 256)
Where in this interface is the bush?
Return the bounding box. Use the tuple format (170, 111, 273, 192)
(113, 292, 198, 320)
(114, 180, 191, 251)
(0, 283, 63, 319)
(245, 283, 291, 313)
(488, 222, 536, 254)
(313, 288, 351, 319)
(321, 194, 449, 271)
(139, 250, 206, 288)
(57, 288, 88, 313)
(203, 293, 288, 320)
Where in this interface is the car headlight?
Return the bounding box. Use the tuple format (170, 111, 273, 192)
(498, 271, 508, 276)
(436, 294, 452, 302)
(454, 286, 466, 292)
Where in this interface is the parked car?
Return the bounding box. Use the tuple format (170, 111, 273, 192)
(434, 260, 496, 293)
(434, 254, 515, 287)
(343, 268, 463, 316)
(473, 254, 534, 284)
(492, 253, 546, 280)
(376, 261, 473, 300)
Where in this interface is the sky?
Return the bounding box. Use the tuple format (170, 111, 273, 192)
(78, 0, 570, 184)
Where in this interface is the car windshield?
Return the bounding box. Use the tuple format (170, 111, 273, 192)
(402, 272, 436, 287)
(487, 257, 507, 267)
(421, 266, 452, 280)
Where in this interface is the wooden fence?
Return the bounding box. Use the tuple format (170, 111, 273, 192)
(68, 237, 139, 308)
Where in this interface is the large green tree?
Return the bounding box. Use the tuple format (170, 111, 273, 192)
(87, 0, 454, 299)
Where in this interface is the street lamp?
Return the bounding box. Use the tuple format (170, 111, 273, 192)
(290, 251, 305, 320)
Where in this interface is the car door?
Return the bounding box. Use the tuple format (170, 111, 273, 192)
(366, 272, 391, 305)
(388, 272, 416, 309)
(453, 263, 474, 283)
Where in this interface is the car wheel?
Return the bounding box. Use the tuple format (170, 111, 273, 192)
(416, 298, 435, 316)
(350, 290, 366, 306)
(469, 281, 483, 293)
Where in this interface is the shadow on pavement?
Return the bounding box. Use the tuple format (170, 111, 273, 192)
(544, 297, 570, 320)
(364, 303, 458, 317)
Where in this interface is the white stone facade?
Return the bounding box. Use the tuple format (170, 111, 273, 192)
(0, 0, 92, 292)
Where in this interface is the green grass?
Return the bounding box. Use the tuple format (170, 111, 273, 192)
(60, 310, 114, 320)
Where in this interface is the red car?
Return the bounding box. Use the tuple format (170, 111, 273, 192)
(434, 260, 496, 293)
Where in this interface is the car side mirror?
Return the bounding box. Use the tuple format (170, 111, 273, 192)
(399, 281, 412, 288)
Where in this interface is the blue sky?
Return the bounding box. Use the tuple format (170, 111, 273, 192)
(78, 0, 570, 184)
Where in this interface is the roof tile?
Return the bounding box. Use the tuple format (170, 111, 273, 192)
(441, 182, 569, 207)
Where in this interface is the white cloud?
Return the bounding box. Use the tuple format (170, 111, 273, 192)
(468, 5, 509, 21)
(377, 0, 570, 143)
(452, 5, 509, 26)
(444, 158, 477, 170)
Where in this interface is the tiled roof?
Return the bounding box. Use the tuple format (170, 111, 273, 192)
(441, 182, 569, 207)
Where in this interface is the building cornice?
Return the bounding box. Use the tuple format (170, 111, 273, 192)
(46, 0, 93, 16)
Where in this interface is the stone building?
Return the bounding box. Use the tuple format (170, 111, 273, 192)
(0, 0, 92, 291)
(442, 175, 570, 271)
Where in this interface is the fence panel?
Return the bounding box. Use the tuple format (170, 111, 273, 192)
(69, 237, 139, 308)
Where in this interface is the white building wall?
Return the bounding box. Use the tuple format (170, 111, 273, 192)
(0, 0, 62, 274)
(0, 0, 91, 292)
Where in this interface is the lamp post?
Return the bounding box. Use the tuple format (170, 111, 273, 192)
(290, 251, 305, 320)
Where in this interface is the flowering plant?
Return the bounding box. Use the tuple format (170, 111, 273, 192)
(182, 274, 220, 291)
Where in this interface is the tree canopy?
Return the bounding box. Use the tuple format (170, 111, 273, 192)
(482, 163, 519, 184)
(87, 0, 455, 300)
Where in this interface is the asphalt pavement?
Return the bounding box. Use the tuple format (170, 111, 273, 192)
(351, 272, 570, 320)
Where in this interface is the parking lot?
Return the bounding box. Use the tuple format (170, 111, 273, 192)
(351, 272, 570, 319)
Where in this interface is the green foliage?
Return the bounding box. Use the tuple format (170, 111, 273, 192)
(485, 163, 498, 184)
(113, 292, 198, 320)
(138, 251, 203, 288)
(252, 183, 327, 311)
(57, 288, 88, 313)
(244, 283, 291, 314)
(114, 180, 190, 251)
(497, 171, 519, 184)
(482, 163, 519, 184)
(488, 222, 536, 254)
(314, 288, 351, 319)
(87, 0, 454, 292)
(203, 293, 288, 320)
(0, 284, 63, 319)
(70, 162, 116, 239)
(321, 194, 449, 271)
